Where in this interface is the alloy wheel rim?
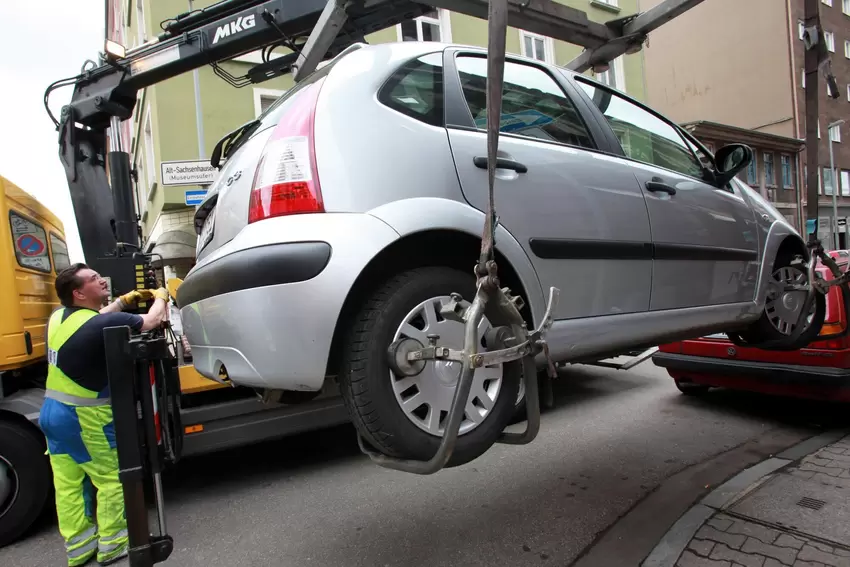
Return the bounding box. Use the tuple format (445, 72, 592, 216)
(765, 266, 815, 335)
(390, 295, 504, 437)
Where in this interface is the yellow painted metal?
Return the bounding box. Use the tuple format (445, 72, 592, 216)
(0, 175, 65, 372)
(178, 363, 227, 394)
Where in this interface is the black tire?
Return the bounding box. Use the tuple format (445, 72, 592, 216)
(739, 256, 826, 349)
(0, 419, 52, 548)
(674, 380, 710, 396)
(339, 267, 522, 467)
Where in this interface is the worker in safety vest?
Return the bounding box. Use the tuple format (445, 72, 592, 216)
(39, 262, 168, 566)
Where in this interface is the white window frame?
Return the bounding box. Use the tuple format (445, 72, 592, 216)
(593, 56, 627, 93)
(823, 0, 833, 7)
(143, 105, 155, 197)
(518, 30, 554, 64)
(825, 31, 836, 52)
(136, 0, 147, 45)
(802, 67, 806, 88)
(845, 0, 850, 15)
(395, 9, 452, 43)
(253, 88, 287, 118)
(842, 170, 850, 197)
(798, 20, 805, 40)
(596, 0, 619, 5)
(846, 40, 850, 59)
(824, 167, 835, 196)
(830, 123, 842, 143)
(847, 83, 850, 101)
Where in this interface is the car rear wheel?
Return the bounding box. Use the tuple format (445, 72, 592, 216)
(739, 256, 826, 349)
(674, 380, 710, 396)
(339, 267, 522, 467)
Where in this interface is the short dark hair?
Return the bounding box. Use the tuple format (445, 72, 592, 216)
(56, 263, 90, 307)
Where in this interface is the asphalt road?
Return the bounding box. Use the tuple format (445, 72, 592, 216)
(3, 363, 846, 567)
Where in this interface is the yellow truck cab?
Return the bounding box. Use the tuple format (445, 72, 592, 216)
(0, 175, 69, 375)
(0, 175, 69, 547)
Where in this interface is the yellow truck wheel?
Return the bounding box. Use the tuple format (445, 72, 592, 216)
(0, 419, 51, 548)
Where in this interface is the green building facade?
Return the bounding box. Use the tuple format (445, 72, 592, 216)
(109, 0, 645, 278)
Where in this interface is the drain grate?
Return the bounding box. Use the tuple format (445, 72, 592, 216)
(797, 497, 827, 511)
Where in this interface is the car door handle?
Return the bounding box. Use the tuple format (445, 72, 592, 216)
(645, 177, 677, 195)
(473, 156, 528, 173)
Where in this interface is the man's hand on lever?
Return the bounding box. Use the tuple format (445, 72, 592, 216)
(140, 287, 170, 331)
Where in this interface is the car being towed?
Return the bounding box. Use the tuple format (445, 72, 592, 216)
(177, 41, 824, 467)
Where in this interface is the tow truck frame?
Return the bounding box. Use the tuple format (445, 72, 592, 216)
(48, 0, 844, 564)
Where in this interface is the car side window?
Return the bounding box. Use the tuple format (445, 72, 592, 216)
(378, 52, 444, 127)
(454, 55, 594, 149)
(576, 80, 704, 179)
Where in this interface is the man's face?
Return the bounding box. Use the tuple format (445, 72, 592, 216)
(73, 268, 110, 305)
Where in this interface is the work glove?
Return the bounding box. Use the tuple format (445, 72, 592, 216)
(137, 289, 156, 301)
(153, 287, 170, 302)
(117, 290, 143, 309)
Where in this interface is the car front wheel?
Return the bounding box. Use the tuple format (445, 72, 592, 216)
(339, 267, 522, 467)
(738, 257, 826, 350)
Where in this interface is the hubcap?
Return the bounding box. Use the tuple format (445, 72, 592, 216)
(0, 455, 18, 519)
(390, 296, 503, 437)
(765, 266, 815, 335)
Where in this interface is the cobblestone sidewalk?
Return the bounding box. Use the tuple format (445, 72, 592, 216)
(674, 437, 850, 567)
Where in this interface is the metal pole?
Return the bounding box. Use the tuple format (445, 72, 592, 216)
(189, 0, 206, 160)
(829, 119, 845, 250)
(804, 0, 820, 240)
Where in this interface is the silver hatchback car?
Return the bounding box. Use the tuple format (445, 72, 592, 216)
(178, 41, 822, 466)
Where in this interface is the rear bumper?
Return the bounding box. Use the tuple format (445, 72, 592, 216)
(178, 213, 400, 391)
(652, 352, 850, 387)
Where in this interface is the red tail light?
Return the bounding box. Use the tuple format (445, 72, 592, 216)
(248, 78, 325, 223)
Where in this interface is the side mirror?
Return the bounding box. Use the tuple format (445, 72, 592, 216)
(712, 144, 753, 188)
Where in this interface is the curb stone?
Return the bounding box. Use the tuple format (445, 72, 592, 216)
(641, 429, 850, 567)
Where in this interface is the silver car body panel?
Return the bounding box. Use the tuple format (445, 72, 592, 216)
(180, 213, 400, 390)
(179, 41, 809, 392)
(368, 196, 547, 325)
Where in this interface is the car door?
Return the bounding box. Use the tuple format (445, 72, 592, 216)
(573, 78, 759, 311)
(444, 51, 653, 320)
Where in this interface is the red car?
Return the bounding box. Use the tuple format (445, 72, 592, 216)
(652, 256, 850, 401)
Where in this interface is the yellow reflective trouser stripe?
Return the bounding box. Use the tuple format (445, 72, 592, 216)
(66, 525, 98, 547)
(66, 533, 98, 566)
(45, 389, 111, 406)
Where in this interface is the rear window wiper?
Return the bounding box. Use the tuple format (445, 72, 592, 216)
(210, 118, 261, 169)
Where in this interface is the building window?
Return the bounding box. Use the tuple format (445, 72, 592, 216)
(802, 67, 806, 88)
(781, 155, 792, 188)
(844, 0, 850, 15)
(253, 88, 286, 118)
(136, 0, 147, 45)
(845, 40, 850, 59)
(830, 123, 842, 143)
(397, 9, 451, 42)
(823, 0, 833, 6)
(824, 167, 835, 196)
(842, 170, 850, 196)
(519, 30, 553, 63)
(594, 56, 627, 93)
(596, 0, 619, 5)
(825, 31, 836, 52)
(143, 106, 155, 193)
(847, 84, 850, 101)
(798, 20, 805, 40)
(764, 152, 775, 186)
(747, 158, 758, 185)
